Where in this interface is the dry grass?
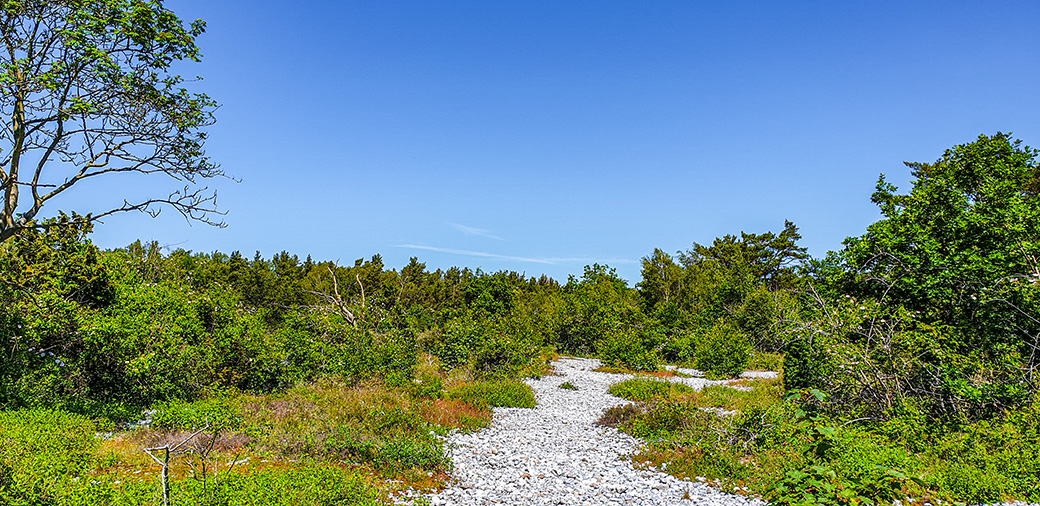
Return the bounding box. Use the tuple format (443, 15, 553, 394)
(140, 430, 251, 453)
(419, 399, 491, 431)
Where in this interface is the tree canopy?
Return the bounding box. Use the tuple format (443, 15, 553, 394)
(0, 0, 222, 242)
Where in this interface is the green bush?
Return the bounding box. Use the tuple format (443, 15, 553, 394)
(660, 330, 697, 364)
(409, 370, 443, 399)
(597, 329, 659, 372)
(595, 403, 641, 428)
(438, 314, 485, 369)
(927, 403, 1040, 502)
(624, 401, 707, 440)
(694, 321, 750, 379)
(444, 380, 536, 409)
(608, 378, 693, 402)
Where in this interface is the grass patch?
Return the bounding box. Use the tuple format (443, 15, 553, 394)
(558, 381, 578, 390)
(689, 377, 783, 413)
(419, 398, 491, 433)
(608, 378, 695, 402)
(444, 380, 536, 409)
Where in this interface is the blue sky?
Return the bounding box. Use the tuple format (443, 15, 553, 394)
(76, 1, 1040, 283)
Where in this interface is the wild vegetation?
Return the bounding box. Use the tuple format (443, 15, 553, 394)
(2, 133, 1039, 504)
(0, 4, 1037, 504)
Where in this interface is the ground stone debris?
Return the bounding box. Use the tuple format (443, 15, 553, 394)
(403, 357, 765, 506)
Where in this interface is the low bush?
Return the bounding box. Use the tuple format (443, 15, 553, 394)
(0, 408, 99, 505)
(47, 464, 384, 506)
(624, 400, 707, 440)
(324, 425, 448, 471)
(595, 403, 641, 428)
(444, 380, 536, 409)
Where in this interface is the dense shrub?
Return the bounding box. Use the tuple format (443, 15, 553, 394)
(693, 321, 750, 379)
(597, 328, 659, 372)
(152, 396, 242, 430)
(660, 330, 697, 364)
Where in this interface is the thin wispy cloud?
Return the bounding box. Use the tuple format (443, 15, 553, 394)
(448, 222, 504, 241)
(395, 244, 636, 266)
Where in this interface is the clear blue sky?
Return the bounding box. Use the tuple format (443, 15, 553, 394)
(78, 0, 1040, 284)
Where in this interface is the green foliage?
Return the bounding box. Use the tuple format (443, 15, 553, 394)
(324, 425, 448, 471)
(151, 396, 242, 431)
(444, 381, 536, 409)
(833, 133, 1040, 418)
(766, 464, 913, 506)
(0, 0, 224, 241)
(926, 402, 1040, 502)
(0, 409, 99, 505)
(624, 400, 706, 440)
(747, 351, 784, 372)
(682, 220, 809, 292)
(764, 391, 923, 506)
(0, 216, 115, 307)
(693, 321, 750, 379)
(734, 287, 799, 351)
(659, 329, 698, 364)
(409, 370, 443, 399)
(596, 327, 660, 372)
(608, 378, 694, 402)
(42, 464, 384, 506)
(556, 264, 645, 355)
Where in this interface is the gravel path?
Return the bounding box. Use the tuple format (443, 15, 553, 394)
(410, 357, 766, 506)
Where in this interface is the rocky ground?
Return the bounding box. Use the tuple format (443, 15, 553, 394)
(400, 357, 767, 506)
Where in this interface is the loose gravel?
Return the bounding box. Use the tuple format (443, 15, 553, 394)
(404, 357, 767, 506)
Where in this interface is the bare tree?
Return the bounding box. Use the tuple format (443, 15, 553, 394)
(144, 423, 211, 506)
(305, 265, 365, 327)
(0, 0, 227, 242)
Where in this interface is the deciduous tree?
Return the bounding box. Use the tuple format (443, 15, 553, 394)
(0, 0, 223, 242)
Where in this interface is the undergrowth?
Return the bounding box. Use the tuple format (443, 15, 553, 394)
(605, 376, 1040, 504)
(0, 362, 526, 505)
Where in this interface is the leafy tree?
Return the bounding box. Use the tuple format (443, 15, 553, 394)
(817, 133, 1040, 417)
(0, 0, 224, 242)
(637, 248, 684, 317)
(680, 220, 808, 291)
